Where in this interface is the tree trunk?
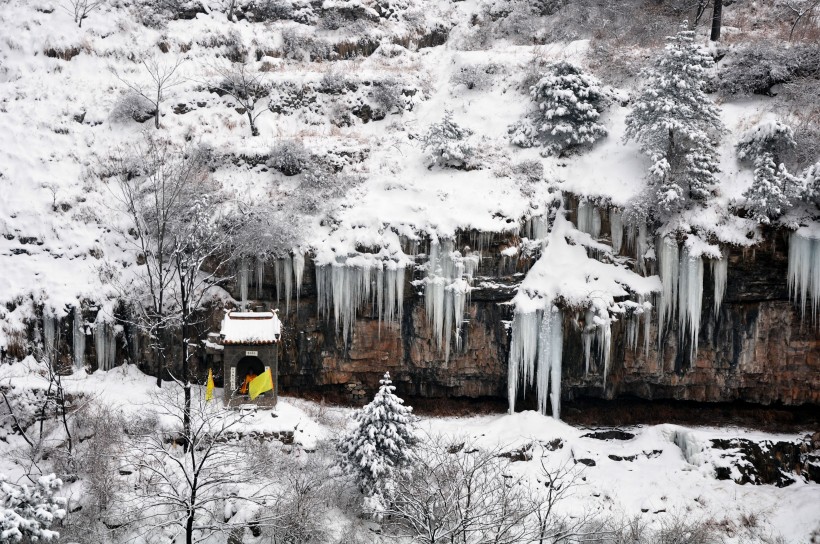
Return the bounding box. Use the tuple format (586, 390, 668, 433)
(182, 305, 191, 451)
(247, 109, 258, 137)
(155, 89, 161, 129)
(710, 0, 723, 41)
(693, 0, 709, 27)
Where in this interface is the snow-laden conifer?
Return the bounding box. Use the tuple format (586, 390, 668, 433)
(625, 24, 724, 219)
(510, 61, 609, 156)
(737, 119, 802, 223)
(337, 371, 417, 513)
(743, 156, 802, 224)
(0, 473, 66, 541)
(421, 111, 475, 169)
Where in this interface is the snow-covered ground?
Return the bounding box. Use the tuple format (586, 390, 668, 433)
(2, 363, 817, 542)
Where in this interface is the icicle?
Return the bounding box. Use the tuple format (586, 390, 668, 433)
(94, 319, 115, 371)
(610, 209, 623, 255)
(73, 306, 85, 368)
(636, 224, 648, 274)
(711, 253, 728, 320)
(508, 306, 563, 418)
(577, 200, 593, 235)
(424, 239, 473, 359)
(678, 247, 704, 364)
(283, 256, 293, 313)
(255, 256, 265, 297)
(582, 309, 594, 375)
(274, 259, 282, 306)
(43, 312, 57, 358)
(787, 232, 820, 324)
(239, 257, 249, 310)
(293, 251, 305, 303)
(657, 237, 679, 341)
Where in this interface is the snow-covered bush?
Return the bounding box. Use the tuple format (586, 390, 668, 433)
(802, 161, 820, 208)
(0, 473, 66, 541)
(318, 70, 352, 95)
(718, 42, 820, 96)
(371, 77, 404, 115)
(109, 92, 156, 124)
(270, 139, 309, 176)
(736, 119, 796, 165)
(451, 63, 499, 91)
(132, 0, 205, 27)
(421, 111, 475, 169)
(281, 27, 332, 61)
(742, 156, 803, 224)
(737, 120, 801, 224)
(510, 61, 609, 157)
(625, 25, 724, 219)
(337, 372, 417, 514)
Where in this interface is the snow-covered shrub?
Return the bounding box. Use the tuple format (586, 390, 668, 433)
(0, 473, 66, 541)
(132, 0, 205, 27)
(510, 61, 609, 157)
(802, 161, 820, 207)
(371, 77, 404, 115)
(736, 120, 801, 224)
(373, 0, 411, 21)
(451, 62, 499, 91)
(270, 139, 309, 176)
(281, 27, 332, 61)
(718, 42, 820, 96)
(0, 386, 47, 441)
(109, 92, 156, 124)
(421, 111, 475, 169)
(337, 372, 417, 514)
(736, 119, 797, 165)
(318, 69, 352, 95)
(625, 25, 724, 219)
(742, 156, 803, 224)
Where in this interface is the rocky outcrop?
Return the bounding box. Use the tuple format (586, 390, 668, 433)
(263, 228, 819, 408)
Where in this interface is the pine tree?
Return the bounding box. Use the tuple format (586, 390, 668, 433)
(0, 474, 66, 541)
(625, 24, 724, 219)
(422, 111, 474, 169)
(802, 161, 820, 208)
(736, 119, 796, 166)
(743, 156, 800, 224)
(337, 372, 417, 513)
(510, 61, 609, 156)
(737, 120, 800, 223)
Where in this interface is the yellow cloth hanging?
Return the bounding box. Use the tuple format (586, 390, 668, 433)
(248, 368, 273, 400)
(205, 369, 215, 401)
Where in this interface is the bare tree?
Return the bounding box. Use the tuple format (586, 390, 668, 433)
(112, 386, 279, 544)
(783, 0, 820, 40)
(64, 0, 106, 27)
(100, 133, 210, 388)
(111, 56, 186, 130)
(207, 61, 271, 137)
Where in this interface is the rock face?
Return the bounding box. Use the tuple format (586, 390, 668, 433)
(260, 229, 819, 408)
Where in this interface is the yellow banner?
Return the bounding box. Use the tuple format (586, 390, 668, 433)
(249, 368, 273, 400)
(205, 369, 215, 401)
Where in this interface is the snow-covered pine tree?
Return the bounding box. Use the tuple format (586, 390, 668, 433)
(736, 119, 796, 166)
(802, 161, 820, 209)
(421, 111, 475, 169)
(0, 473, 66, 541)
(510, 61, 609, 156)
(743, 156, 802, 224)
(737, 120, 801, 223)
(625, 24, 724, 220)
(337, 372, 417, 513)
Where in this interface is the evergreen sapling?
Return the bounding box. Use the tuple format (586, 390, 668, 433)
(337, 372, 417, 514)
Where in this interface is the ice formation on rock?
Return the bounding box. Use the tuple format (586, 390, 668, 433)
(508, 306, 563, 417)
(273, 256, 294, 312)
(94, 318, 116, 371)
(238, 257, 249, 310)
(656, 238, 705, 362)
(42, 312, 58, 357)
(711, 254, 728, 319)
(293, 251, 306, 302)
(255, 257, 265, 297)
(316, 257, 406, 344)
(73, 306, 85, 368)
(610, 209, 624, 255)
(576, 201, 601, 239)
(788, 231, 820, 324)
(508, 209, 661, 417)
(424, 239, 479, 360)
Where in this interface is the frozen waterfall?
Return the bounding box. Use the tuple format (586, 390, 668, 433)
(73, 306, 85, 368)
(610, 209, 624, 254)
(424, 239, 479, 360)
(316, 257, 406, 343)
(508, 306, 563, 418)
(657, 238, 705, 363)
(42, 312, 58, 358)
(788, 231, 820, 324)
(94, 318, 116, 371)
(711, 255, 728, 319)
